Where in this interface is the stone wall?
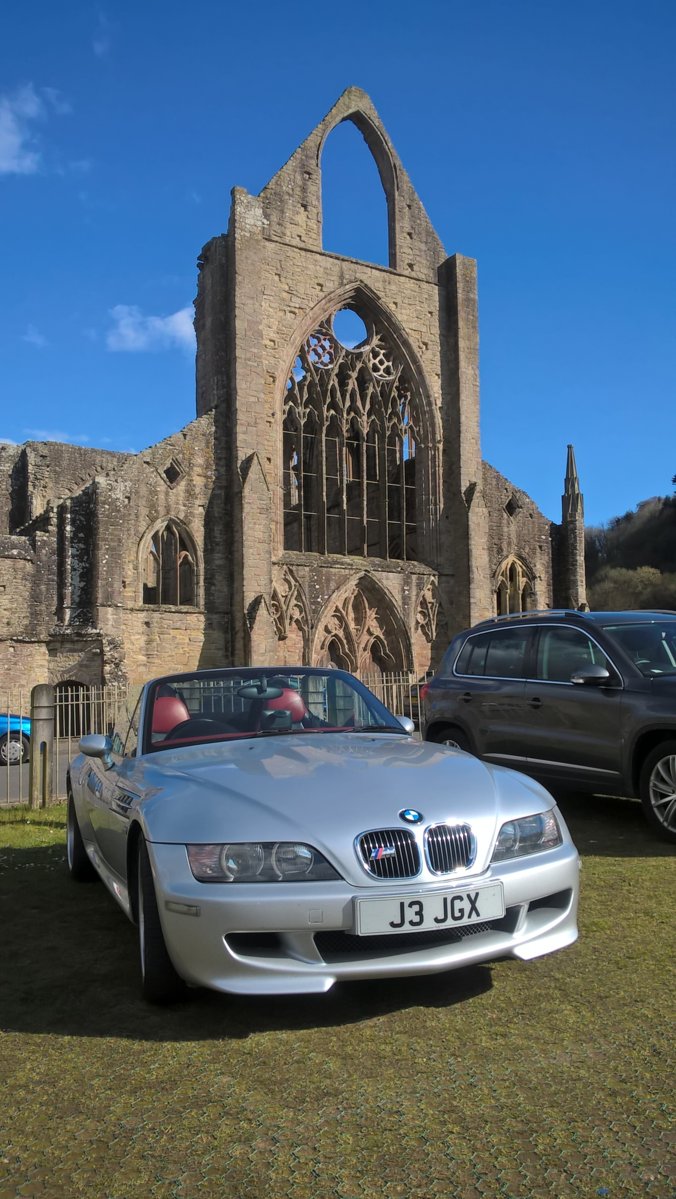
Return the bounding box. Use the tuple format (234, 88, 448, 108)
(482, 462, 554, 610)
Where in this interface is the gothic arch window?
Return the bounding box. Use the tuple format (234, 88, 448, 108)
(142, 520, 197, 607)
(495, 557, 534, 616)
(320, 119, 389, 266)
(283, 305, 421, 562)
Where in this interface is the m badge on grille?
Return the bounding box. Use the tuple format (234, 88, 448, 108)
(369, 846, 396, 860)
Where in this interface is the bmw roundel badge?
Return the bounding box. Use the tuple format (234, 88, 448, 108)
(399, 808, 423, 824)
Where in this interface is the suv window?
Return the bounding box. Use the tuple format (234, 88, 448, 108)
(535, 627, 612, 683)
(456, 627, 529, 679)
(604, 622, 676, 677)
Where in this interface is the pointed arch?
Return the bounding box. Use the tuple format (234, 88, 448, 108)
(312, 572, 413, 674)
(494, 556, 535, 616)
(277, 282, 440, 563)
(138, 517, 202, 608)
(319, 110, 398, 267)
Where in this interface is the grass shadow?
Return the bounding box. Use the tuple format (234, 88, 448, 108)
(552, 787, 675, 857)
(1, 844, 492, 1041)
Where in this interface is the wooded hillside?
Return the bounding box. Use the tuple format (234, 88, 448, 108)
(585, 480, 676, 609)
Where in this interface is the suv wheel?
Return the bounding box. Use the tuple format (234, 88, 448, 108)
(430, 726, 472, 753)
(639, 740, 676, 842)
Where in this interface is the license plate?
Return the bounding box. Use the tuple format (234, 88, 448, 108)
(354, 883, 504, 936)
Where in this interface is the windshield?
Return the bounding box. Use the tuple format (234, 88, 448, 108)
(144, 668, 406, 753)
(603, 621, 676, 677)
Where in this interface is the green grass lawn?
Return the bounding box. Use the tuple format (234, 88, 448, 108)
(0, 795, 673, 1199)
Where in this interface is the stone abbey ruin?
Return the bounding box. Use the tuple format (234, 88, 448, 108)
(0, 88, 586, 694)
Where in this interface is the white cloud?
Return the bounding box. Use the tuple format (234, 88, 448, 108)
(22, 325, 48, 348)
(93, 12, 113, 57)
(106, 305, 195, 353)
(0, 85, 42, 175)
(0, 84, 71, 176)
(23, 428, 90, 443)
(0, 437, 18, 446)
(42, 87, 72, 116)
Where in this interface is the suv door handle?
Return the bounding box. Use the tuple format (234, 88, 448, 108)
(461, 692, 473, 703)
(529, 697, 542, 709)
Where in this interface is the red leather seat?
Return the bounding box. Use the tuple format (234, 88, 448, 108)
(152, 695, 190, 734)
(264, 688, 310, 723)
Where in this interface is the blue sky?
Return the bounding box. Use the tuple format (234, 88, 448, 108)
(0, 0, 674, 527)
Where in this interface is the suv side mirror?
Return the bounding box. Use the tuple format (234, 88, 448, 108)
(571, 665, 611, 686)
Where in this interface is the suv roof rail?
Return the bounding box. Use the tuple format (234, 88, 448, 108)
(473, 609, 585, 629)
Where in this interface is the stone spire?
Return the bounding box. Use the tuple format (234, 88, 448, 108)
(562, 443, 584, 522)
(559, 443, 587, 609)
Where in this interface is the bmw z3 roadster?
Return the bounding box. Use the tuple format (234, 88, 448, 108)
(67, 666, 580, 1004)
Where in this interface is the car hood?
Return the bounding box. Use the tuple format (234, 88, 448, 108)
(132, 733, 556, 881)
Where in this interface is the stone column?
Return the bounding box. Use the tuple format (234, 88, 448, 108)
(29, 683, 54, 810)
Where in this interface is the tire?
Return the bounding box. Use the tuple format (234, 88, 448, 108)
(66, 795, 97, 881)
(639, 740, 676, 843)
(429, 725, 472, 753)
(137, 839, 187, 1004)
(0, 733, 29, 766)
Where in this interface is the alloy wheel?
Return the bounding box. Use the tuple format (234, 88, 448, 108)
(648, 754, 676, 833)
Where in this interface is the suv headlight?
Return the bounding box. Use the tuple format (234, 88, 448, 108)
(491, 810, 562, 862)
(187, 842, 340, 882)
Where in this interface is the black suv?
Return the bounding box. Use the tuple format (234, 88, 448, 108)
(422, 610, 676, 842)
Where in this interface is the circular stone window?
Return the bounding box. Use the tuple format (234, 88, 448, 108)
(332, 308, 370, 350)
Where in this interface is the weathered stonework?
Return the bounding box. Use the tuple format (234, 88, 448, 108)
(0, 88, 585, 696)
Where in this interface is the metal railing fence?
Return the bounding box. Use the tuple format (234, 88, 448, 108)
(0, 672, 431, 806)
(359, 671, 433, 723)
(1, 688, 31, 806)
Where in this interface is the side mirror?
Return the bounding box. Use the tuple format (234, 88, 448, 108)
(79, 733, 114, 769)
(571, 665, 611, 686)
(394, 715, 415, 735)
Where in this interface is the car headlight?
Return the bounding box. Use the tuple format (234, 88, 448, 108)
(186, 842, 341, 883)
(491, 810, 563, 862)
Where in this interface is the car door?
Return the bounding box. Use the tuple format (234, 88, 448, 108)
(522, 624, 624, 786)
(86, 695, 142, 880)
(454, 625, 533, 767)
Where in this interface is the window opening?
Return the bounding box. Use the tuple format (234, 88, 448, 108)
(143, 521, 197, 606)
(283, 309, 419, 561)
(333, 308, 369, 349)
(495, 558, 533, 616)
(321, 120, 389, 266)
(163, 457, 185, 488)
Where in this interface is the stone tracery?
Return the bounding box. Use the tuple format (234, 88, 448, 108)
(283, 307, 420, 561)
(142, 519, 197, 607)
(314, 576, 411, 675)
(416, 578, 441, 644)
(494, 556, 534, 615)
(270, 567, 310, 647)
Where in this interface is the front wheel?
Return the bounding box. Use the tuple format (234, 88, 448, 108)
(0, 733, 29, 766)
(137, 840, 187, 1004)
(66, 795, 97, 881)
(639, 741, 676, 842)
(429, 725, 472, 753)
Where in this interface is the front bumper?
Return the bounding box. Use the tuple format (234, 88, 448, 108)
(147, 841, 580, 995)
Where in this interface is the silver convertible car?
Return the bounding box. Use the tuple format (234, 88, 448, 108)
(67, 667, 580, 1003)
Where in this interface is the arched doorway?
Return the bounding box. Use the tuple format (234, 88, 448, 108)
(55, 681, 92, 738)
